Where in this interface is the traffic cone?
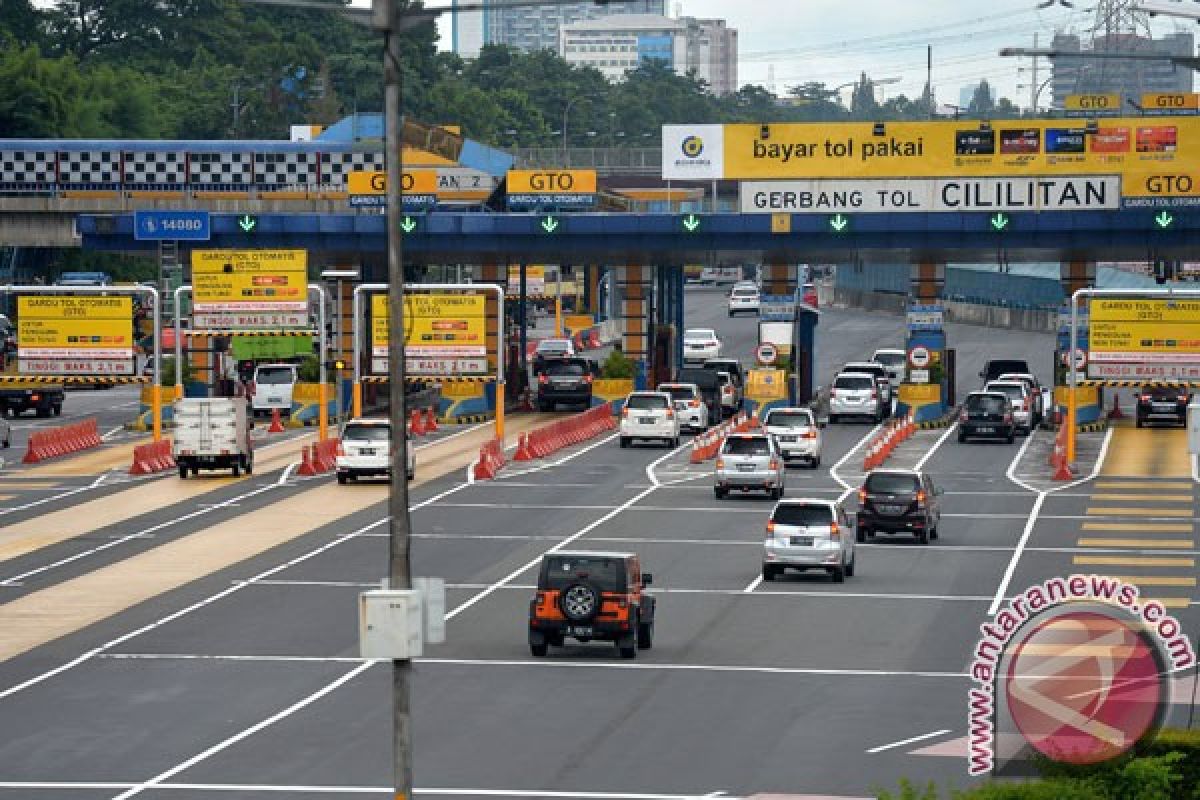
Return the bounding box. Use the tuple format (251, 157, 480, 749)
(1107, 392, 1125, 420)
(409, 408, 427, 436)
(425, 407, 439, 432)
(515, 433, 535, 461)
(268, 408, 285, 433)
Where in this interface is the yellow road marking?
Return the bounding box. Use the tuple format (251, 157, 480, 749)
(0, 482, 61, 489)
(1073, 555, 1195, 567)
(1095, 481, 1192, 490)
(1090, 494, 1193, 502)
(1143, 597, 1192, 608)
(1077, 538, 1196, 549)
(1109, 576, 1197, 587)
(1087, 507, 1194, 518)
(1081, 522, 1192, 532)
(1099, 424, 1191, 478)
(0, 495, 12, 502)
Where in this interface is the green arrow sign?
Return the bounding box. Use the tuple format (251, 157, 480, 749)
(238, 214, 257, 233)
(400, 216, 418, 234)
(1155, 211, 1175, 229)
(681, 213, 701, 233)
(990, 212, 1010, 232)
(540, 215, 560, 234)
(829, 213, 850, 233)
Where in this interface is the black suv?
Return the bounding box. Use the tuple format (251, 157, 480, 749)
(856, 469, 943, 545)
(676, 367, 723, 424)
(536, 357, 597, 411)
(528, 551, 655, 659)
(1136, 385, 1189, 428)
(979, 359, 1031, 386)
(958, 391, 1016, 443)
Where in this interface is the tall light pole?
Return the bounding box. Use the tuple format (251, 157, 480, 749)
(562, 95, 597, 158)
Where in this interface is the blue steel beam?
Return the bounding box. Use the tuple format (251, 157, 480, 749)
(77, 210, 1200, 262)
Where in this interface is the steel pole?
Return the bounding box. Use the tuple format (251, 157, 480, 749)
(353, 285, 364, 418)
(311, 284, 329, 441)
(174, 286, 188, 398)
(380, 4, 415, 799)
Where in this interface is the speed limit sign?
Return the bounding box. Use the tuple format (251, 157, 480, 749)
(908, 345, 931, 369)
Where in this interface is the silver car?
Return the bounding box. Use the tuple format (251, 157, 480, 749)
(984, 380, 1033, 434)
(762, 406, 823, 467)
(714, 433, 786, 500)
(763, 498, 856, 583)
(829, 372, 884, 424)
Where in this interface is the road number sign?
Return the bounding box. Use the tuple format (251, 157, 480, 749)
(908, 346, 931, 369)
(756, 342, 778, 366)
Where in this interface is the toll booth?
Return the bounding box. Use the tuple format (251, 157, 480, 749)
(791, 304, 819, 405)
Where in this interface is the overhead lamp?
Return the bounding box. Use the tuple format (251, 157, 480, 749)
(872, 122, 886, 137)
(979, 121, 992, 132)
(759, 124, 771, 140)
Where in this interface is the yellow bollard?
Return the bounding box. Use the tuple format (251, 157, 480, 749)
(495, 382, 505, 442)
(555, 295, 563, 338)
(352, 381, 362, 419)
(151, 383, 163, 442)
(1066, 387, 1077, 463)
(318, 382, 329, 442)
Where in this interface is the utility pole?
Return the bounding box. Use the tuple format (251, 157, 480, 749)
(376, 1, 414, 798)
(1030, 32, 1039, 114)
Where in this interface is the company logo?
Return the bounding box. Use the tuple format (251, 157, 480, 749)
(681, 135, 704, 158)
(967, 575, 1195, 776)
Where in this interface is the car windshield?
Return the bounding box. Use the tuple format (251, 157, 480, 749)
(342, 424, 389, 442)
(732, 289, 757, 297)
(685, 330, 715, 341)
(545, 362, 585, 376)
(256, 367, 295, 385)
(988, 384, 1025, 401)
(772, 504, 834, 527)
(723, 437, 770, 456)
(968, 395, 1008, 414)
(847, 364, 884, 377)
(766, 411, 814, 428)
(865, 473, 921, 494)
(834, 375, 874, 390)
(542, 556, 623, 591)
(626, 394, 668, 410)
(662, 386, 695, 401)
(537, 340, 570, 353)
(873, 352, 905, 367)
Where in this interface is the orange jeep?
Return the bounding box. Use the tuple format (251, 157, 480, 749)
(528, 551, 655, 659)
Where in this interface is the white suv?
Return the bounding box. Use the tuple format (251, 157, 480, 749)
(762, 406, 823, 467)
(870, 349, 907, 388)
(336, 418, 415, 484)
(682, 329, 722, 364)
(619, 392, 680, 449)
(727, 286, 760, 316)
(658, 383, 709, 431)
(829, 372, 884, 423)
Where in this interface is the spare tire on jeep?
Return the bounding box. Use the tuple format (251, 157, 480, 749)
(559, 582, 600, 622)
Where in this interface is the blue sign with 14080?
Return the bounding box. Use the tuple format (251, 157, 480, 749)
(133, 210, 211, 241)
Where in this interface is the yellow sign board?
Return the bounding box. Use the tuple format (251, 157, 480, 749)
(1064, 94, 1122, 113)
(1091, 298, 1200, 324)
(506, 170, 597, 194)
(192, 250, 308, 311)
(719, 117, 1200, 181)
(17, 296, 134, 374)
(371, 293, 487, 357)
(1142, 93, 1200, 112)
(347, 170, 438, 195)
(1088, 299, 1200, 380)
(1089, 321, 1200, 353)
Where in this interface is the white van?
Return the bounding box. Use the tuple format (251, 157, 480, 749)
(251, 363, 299, 416)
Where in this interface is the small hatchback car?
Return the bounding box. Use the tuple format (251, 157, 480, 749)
(528, 551, 655, 659)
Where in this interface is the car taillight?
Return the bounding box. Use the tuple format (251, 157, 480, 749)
(858, 488, 867, 504)
(584, 374, 593, 384)
(916, 490, 927, 505)
(829, 522, 841, 540)
(622, 408, 629, 418)
(337, 443, 346, 456)
(1023, 397, 1031, 410)
(830, 389, 838, 397)
(716, 458, 725, 469)
(870, 390, 878, 399)
(665, 409, 674, 419)
(1140, 393, 1152, 402)
(766, 520, 775, 535)
(538, 374, 548, 384)
(802, 430, 817, 439)
(1004, 412, 1013, 422)
(769, 459, 779, 470)
(30, 393, 39, 402)
(959, 410, 968, 423)
(689, 399, 700, 408)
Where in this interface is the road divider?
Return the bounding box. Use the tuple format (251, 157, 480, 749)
(22, 418, 103, 464)
(513, 403, 616, 463)
(409, 407, 439, 436)
(298, 439, 339, 477)
(473, 437, 507, 480)
(1049, 421, 1075, 481)
(128, 440, 176, 475)
(862, 412, 916, 471)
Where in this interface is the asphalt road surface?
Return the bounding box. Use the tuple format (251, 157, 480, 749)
(0, 289, 1194, 800)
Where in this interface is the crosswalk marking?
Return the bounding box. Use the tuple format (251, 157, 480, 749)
(1081, 522, 1192, 532)
(1076, 538, 1195, 549)
(1072, 555, 1194, 568)
(1086, 507, 1193, 517)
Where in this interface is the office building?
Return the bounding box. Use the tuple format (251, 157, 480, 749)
(559, 14, 738, 95)
(1049, 31, 1194, 109)
(470, 1, 664, 56)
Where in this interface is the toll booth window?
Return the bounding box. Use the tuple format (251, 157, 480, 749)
(625, 394, 668, 410)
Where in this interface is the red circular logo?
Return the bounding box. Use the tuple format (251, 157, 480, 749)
(1005, 610, 1165, 765)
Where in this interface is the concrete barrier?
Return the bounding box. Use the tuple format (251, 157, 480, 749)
(834, 288, 1057, 333)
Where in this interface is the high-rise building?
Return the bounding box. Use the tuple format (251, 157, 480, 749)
(558, 14, 738, 95)
(1047, 1, 1193, 108)
(464, 1, 665, 56)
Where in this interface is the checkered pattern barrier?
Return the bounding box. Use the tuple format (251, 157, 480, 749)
(123, 151, 187, 185)
(0, 150, 55, 184)
(319, 152, 384, 184)
(1078, 380, 1200, 388)
(254, 152, 319, 186)
(188, 152, 251, 186)
(57, 151, 119, 184)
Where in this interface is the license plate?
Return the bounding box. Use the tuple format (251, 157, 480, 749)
(780, 435, 797, 442)
(878, 504, 905, 514)
(790, 536, 813, 547)
(1153, 403, 1174, 411)
(737, 463, 755, 472)
(976, 426, 994, 434)
(568, 626, 593, 637)
(268, 397, 282, 403)
(639, 417, 656, 424)
(359, 448, 376, 455)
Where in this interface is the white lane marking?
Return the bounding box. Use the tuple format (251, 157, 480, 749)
(742, 574, 764, 593)
(1193, 453, 1199, 485)
(102, 653, 364, 663)
(499, 432, 620, 480)
(109, 661, 374, 800)
(0, 484, 97, 517)
(446, 439, 691, 621)
(101, 425, 124, 441)
(90, 472, 109, 488)
(0, 422, 627, 699)
(988, 424, 1115, 618)
(1004, 428, 1041, 494)
(828, 422, 883, 502)
(913, 423, 959, 471)
(0, 784, 749, 800)
(865, 728, 953, 754)
(0, 482, 280, 587)
(277, 462, 299, 485)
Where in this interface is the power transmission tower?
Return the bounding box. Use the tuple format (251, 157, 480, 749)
(1078, 0, 1155, 97)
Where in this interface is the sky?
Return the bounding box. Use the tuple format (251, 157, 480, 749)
(398, 0, 1194, 110)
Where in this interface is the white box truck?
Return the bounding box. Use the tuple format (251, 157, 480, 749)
(173, 397, 254, 478)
